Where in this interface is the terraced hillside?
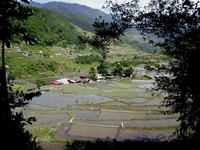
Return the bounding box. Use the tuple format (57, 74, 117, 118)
(24, 71, 178, 144)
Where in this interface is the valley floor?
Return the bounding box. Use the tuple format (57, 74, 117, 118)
(24, 76, 179, 149)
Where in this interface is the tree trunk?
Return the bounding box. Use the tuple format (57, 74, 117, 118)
(0, 40, 11, 122)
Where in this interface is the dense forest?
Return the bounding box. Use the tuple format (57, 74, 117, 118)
(25, 1, 158, 52)
(22, 7, 83, 46)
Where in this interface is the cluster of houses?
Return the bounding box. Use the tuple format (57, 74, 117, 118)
(48, 74, 114, 85)
(49, 75, 90, 85)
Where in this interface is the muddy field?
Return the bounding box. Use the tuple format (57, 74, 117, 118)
(24, 77, 179, 148)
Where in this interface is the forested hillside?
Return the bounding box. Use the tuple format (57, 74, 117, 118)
(23, 7, 84, 47)
(2, 6, 92, 80)
(2, 2, 163, 81)
(122, 34, 159, 53)
(42, 2, 111, 33)
(28, 1, 158, 53)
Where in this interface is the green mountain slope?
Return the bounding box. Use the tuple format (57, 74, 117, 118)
(3, 5, 164, 81)
(26, 1, 160, 53)
(40, 2, 159, 53)
(122, 33, 159, 53)
(23, 7, 84, 47)
(30, 1, 111, 33)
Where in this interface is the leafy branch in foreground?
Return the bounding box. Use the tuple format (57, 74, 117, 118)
(1, 0, 42, 148)
(91, 0, 200, 142)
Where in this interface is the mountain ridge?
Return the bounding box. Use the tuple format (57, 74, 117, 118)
(27, 1, 158, 53)
(29, 1, 111, 33)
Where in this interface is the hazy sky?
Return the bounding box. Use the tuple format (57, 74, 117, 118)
(32, 0, 150, 9)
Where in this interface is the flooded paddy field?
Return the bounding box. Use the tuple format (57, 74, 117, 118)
(25, 78, 179, 143)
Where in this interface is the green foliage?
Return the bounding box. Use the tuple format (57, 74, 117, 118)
(137, 0, 200, 141)
(89, 67, 97, 81)
(6, 57, 59, 78)
(90, 17, 126, 51)
(1, 71, 42, 149)
(41, 2, 111, 33)
(13, 84, 35, 92)
(22, 7, 83, 47)
(113, 62, 123, 77)
(92, 0, 200, 142)
(0, 1, 42, 148)
(97, 60, 109, 76)
(6, 74, 42, 149)
(123, 66, 134, 77)
(64, 139, 190, 149)
(75, 54, 103, 64)
(112, 61, 134, 77)
(36, 79, 45, 88)
(0, 0, 34, 46)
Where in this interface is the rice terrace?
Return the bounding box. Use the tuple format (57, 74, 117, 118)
(23, 69, 179, 148)
(14, 42, 180, 149)
(5, 37, 180, 149)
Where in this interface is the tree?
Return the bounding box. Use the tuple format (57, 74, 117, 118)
(97, 60, 108, 76)
(113, 62, 123, 77)
(89, 67, 97, 81)
(92, 0, 200, 142)
(0, 0, 42, 148)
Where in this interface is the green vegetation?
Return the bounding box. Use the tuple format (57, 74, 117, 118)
(2, 41, 164, 82)
(89, 67, 97, 81)
(26, 126, 63, 143)
(75, 54, 103, 64)
(13, 83, 35, 92)
(0, 4, 166, 83)
(92, 0, 200, 142)
(23, 7, 83, 47)
(0, 1, 42, 149)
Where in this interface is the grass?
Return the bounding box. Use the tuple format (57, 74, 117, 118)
(124, 126, 178, 131)
(13, 83, 35, 92)
(61, 84, 93, 94)
(26, 126, 57, 142)
(26, 123, 177, 143)
(61, 83, 153, 99)
(110, 83, 133, 89)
